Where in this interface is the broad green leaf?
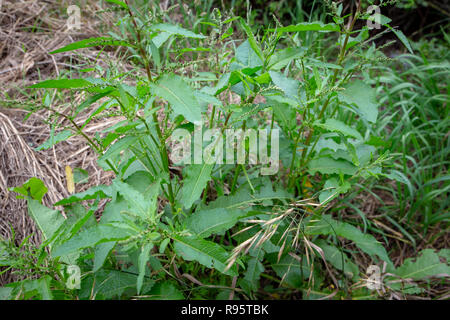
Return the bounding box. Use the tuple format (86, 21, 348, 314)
(180, 164, 213, 209)
(113, 180, 150, 219)
(27, 198, 65, 241)
(192, 72, 218, 82)
(0, 287, 13, 300)
(39, 205, 87, 263)
(93, 197, 129, 271)
(29, 79, 93, 89)
(54, 185, 112, 206)
(159, 238, 170, 254)
(308, 157, 357, 176)
(173, 235, 238, 276)
(150, 23, 206, 39)
(149, 40, 161, 70)
(355, 144, 376, 167)
(16, 276, 53, 300)
(268, 47, 306, 70)
(315, 137, 345, 153)
(319, 178, 351, 204)
(52, 224, 134, 257)
(0, 240, 13, 266)
(93, 242, 115, 272)
(185, 208, 243, 238)
(105, 0, 128, 9)
(269, 71, 299, 99)
(100, 196, 128, 224)
(99, 136, 139, 166)
(243, 253, 265, 291)
(271, 255, 310, 288)
(265, 93, 298, 108)
(387, 281, 423, 295)
(88, 270, 147, 299)
(270, 99, 297, 131)
(340, 28, 369, 51)
(395, 249, 450, 280)
(124, 171, 154, 193)
(195, 91, 223, 107)
(239, 18, 264, 62)
(306, 215, 393, 267)
(125, 174, 160, 216)
(339, 81, 379, 123)
(66, 208, 95, 238)
(150, 74, 202, 123)
(147, 282, 184, 300)
(306, 58, 343, 70)
(50, 37, 132, 54)
(205, 185, 291, 210)
(438, 249, 450, 264)
(388, 27, 413, 54)
(235, 40, 263, 68)
(11, 177, 48, 202)
(207, 70, 253, 96)
(319, 144, 373, 168)
(202, 73, 230, 96)
(255, 72, 271, 84)
(137, 242, 152, 294)
(315, 239, 359, 280)
(152, 32, 171, 48)
(313, 119, 362, 140)
(270, 22, 340, 33)
(369, 13, 392, 26)
(344, 140, 360, 166)
(35, 277, 53, 300)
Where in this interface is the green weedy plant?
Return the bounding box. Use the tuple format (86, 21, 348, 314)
(0, 0, 448, 299)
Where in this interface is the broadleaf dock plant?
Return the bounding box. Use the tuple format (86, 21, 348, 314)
(1, 0, 448, 300)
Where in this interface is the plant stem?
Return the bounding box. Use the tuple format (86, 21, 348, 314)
(124, 0, 153, 82)
(44, 106, 118, 175)
(298, 2, 361, 171)
(125, 1, 178, 210)
(287, 130, 302, 188)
